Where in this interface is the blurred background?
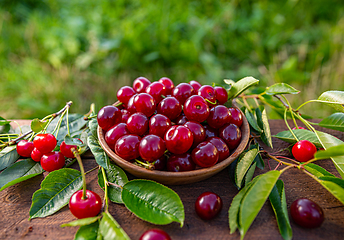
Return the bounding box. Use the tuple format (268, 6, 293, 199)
(0, 0, 343, 119)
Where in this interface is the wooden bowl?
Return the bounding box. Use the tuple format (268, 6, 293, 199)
(98, 112, 249, 185)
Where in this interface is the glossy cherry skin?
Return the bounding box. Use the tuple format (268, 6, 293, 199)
(121, 109, 131, 123)
(16, 140, 34, 158)
(97, 105, 122, 131)
(195, 192, 223, 220)
(133, 77, 151, 93)
(174, 114, 188, 125)
(184, 95, 210, 123)
(126, 94, 138, 114)
(292, 140, 317, 162)
(207, 105, 232, 129)
(228, 107, 243, 127)
(184, 121, 206, 148)
(207, 137, 230, 162)
(203, 125, 218, 138)
(290, 198, 324, 228)
(157, 96, 182, 121)
(172, 83, 195, 105)
(214, 86, 228, 105)
(139, 135, 166, 162)
(134, 93, 156, 117)
(166, 153, 196, 172)
(127, 112, 149, 136)
(60, 140, 81, 158)
(192, 141, 219, 168)
(198, 85, 217, 106)
(189, 80, 202, 92)
(31, 147, 43, 162)
(152, 155, 167, 171)
(33, 133, 57, 154)
(219, 124, 241, 150)
(41, 151, 65, 172)
(115, 134, 141, 161)
(159, 77, 174, 95)
(117, 86, 136, 106)
(139, 229, 171, 240)
(146, 82, 167, 104)
(149, 114, 172, 138)
(69, 190, 102, 219)
(105, 123, 130, 150)
(164, 125, 193, 154)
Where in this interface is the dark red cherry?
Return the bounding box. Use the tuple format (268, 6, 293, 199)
(207, 137, 230, 162)
(158, 77, 174, 95)
(146, 82, 167, 103)
(207, 105, 232, 129)
(16, 140, 34, 158)
(41, 151, 65, 172)
(97, 105, 122, 131)
(292, 140, 317, 162)
(164, 125, 193, 154)
(126, 94, 138, 114)
(191, 141, 219, 168)
(195, 191, 223, 220)
(127, 112, 149, 136)
(166, 153, 196, 172)
(105, 123, 129, 150)
(31, 147, 43, 162)
(149, 114, 172, 138)
(219, 124, 241, 150)
(214, 86, 228, 105)
(184, 121, 206, 148)
(69, 190, 102, 219)
(134, 93, 156, 117)
(120, 109, 131, 123)
(133, 77, 151, 93)
(117, 86, 136, 106)
(198, 85, 217, 106)
(157, 96, 182, 121)
(174, 114, 188, 125)
(139, 135, 166, 162)
(33, 133, 57, 154)
(60, 139, 82, 158)
(183, 95, 210, 123)
(115, 134, 141, 161)
(203, 125, 218, 138)
(290, 198, 324, 228)
(152, 155, 166, 171)
(172, 83, 195, 105)
(189, 80, 202, 92)
(228, 107, 243, 127)
(139, 229, 171, 240)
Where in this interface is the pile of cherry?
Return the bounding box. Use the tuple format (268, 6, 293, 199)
(98, 77, 244, 171)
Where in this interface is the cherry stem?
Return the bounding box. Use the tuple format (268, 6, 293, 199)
(274, 162, 283, 170)
(107, 182, 123, 189)
(115, 102, 123, 107)
(135, 159, 153, 170)
(266, 152, 295, 167)
(275, 155, 300, 165)
(205, 98, 217, 105)
(101, 167, 109, 212)
(84, 115, 97, 121)
(72, 148, 87, 200)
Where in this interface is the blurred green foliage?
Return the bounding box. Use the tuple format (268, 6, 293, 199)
(0, 0, 344, 119)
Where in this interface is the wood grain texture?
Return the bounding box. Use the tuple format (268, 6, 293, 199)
(1, 120, 344, 240)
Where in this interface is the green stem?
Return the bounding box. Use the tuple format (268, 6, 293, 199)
(284, 108, 299, 142)
(66, 107, 71, 136)
(72, 148, 87, 200)
(295, 99, 344, 111)
(101, 167, 109, 212)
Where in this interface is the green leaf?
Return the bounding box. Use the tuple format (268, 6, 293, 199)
(304, 163, 335, 178)
(0, 159, 43, 191)
(256, 106, 273, 148)
(265, 83, 300, 95)
(314, 144, 344, 159)
(254, 152, 265, 170)
(236, 148, 259, 188)
(0, 116, 11, 126)
(319, 113, 344, 132)
(314, 178, 344, 205)
(122, 179, 184, 227)
(64, 135, 84, 146)
(319, 176, 344, 189)
(0, 145, 20, 171)
(239, 170, 281, 239)
(88, 119, 98, 139)
(88, 134, 109, 169)
(98, 162, 128, 204)
(228, 76, 259, 99)
(318, 91, 344, 112)
(47, 114, 87, 141)
(99, 211, 131, 240)
(74, 221, 101, 240)
(29, 168, 82, 219)
(245, 108, 263, 133)
(244, 162, 256, 185)
(269, 180, 292, 240)
(61, 216, 101, 227)
(31, 118, 48, 133)
(273, 129, 322, 147)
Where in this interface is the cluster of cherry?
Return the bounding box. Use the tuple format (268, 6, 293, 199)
(98, 77, 244, 171)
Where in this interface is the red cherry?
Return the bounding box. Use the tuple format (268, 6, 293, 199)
(207, 105, 232, 129)
(115, 134, 141, 161)
(219, 124, 241, 150)
(203, 125, 218, 138)
(127, 94, 138, 114)
(195, 192, 223, 220)
(146, 82, 167, 104)
(189, 80, 202, 92)
(198, 85, 217, 106)
(166, 153, 196, 172)
(139, 229, 171, 240)
(149, 114, 172, 138)
(16, 140, 34, 157)
(60, 140, 82, 158)
(127, 112, 149, 136)
(133, 77, 151, 93)
(120, 109, 131, 123)
(69, 190, 102, 219)
(158, 77, 174, 95)
(164, 125, 193, 154)
(290, 198, 324, 228)
(214, 86, 228, 105)
(184, 121, 206, 148)
(134, 93, 156, 117)
(105, 123, 130, 150)
(33, 133, 57, 154)
(139, 135, 166, 162)
(207, 137, 230, 162)
(292, 140, 317, 162)
(152, 155, 167, 171)
(97, 105, 122, 131)
(41, 151, 65, 172)
(174, 114, 188, 125)
(117, 86, 136, 106)
(191, 141, 219, 168)
(183, 95, 210, 123)
(172, 83, 195, 105)
(157, 96, 182, 121)
(31, 147, 43, 162)
(228, 107, 243, 127)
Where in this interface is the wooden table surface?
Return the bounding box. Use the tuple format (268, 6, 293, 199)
(1, 120, 344, 240)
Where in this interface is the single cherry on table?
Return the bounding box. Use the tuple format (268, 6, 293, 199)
(139, 228, 171, 240)
(69, 189, 102, 219)
(290, 198, 324, 228)
(195, 191, 223, 220)
(292, 140, 317, 162)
